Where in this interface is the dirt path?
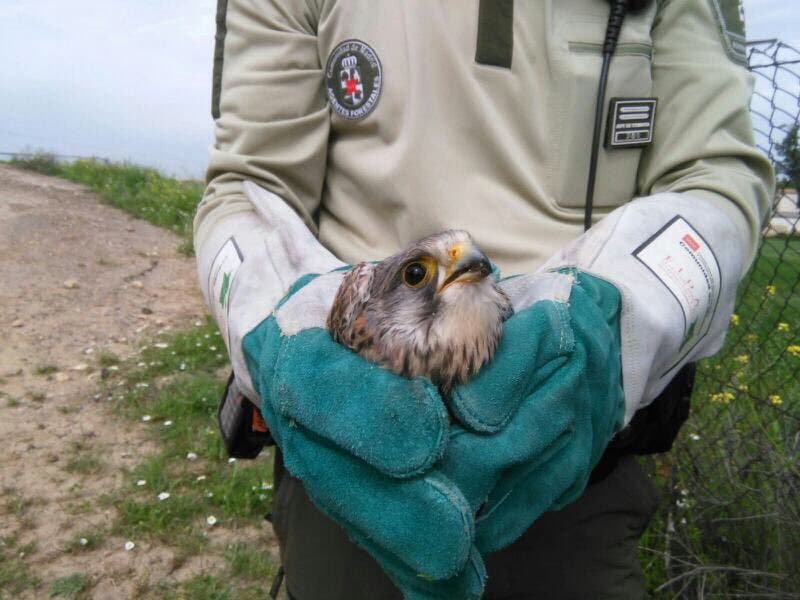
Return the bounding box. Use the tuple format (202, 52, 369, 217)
(0, 165, 208, 597)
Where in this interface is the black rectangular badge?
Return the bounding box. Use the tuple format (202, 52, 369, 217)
(605, 98, 657, 149)
(476, 0, 514, 68)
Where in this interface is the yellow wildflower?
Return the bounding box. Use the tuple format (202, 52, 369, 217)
(777, 322, 790, 333)
(730, 313, 740, 326)
(745, 333, 758, 343)
(769, 395, 783, 406)
(709, 392, 735, 404)
(766, 284, 777, 296)
(738, 384, 749, 392)
(787, 345, 800, 357)
(734, 355, 749, 365)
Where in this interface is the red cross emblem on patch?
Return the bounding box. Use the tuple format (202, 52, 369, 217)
(339, 55, 364, 106)
(325, 40, 382, 120)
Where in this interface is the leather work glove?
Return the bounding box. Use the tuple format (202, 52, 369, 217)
(440, 270, 625, 554)
(441, 190, 757, 556)
(242, 271, 487, 600)
(197, 182, 485, 599)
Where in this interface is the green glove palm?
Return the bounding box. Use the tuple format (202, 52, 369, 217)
(242, 271, 485, 599)
(442, 271, 625, 554)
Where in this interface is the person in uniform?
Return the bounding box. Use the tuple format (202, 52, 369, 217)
(194, 1, 773, 598)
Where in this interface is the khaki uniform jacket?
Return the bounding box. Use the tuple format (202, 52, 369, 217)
(195, 0, 772, 276)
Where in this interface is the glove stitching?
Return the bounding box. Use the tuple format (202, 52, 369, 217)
(554, 300, 575, 354)
(274, 328, 448, 479)
(450, 300, 575, 433)
(384, 380, 450, 479)
(415, 475, 475, 579)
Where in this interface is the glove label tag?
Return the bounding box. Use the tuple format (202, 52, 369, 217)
(633, 216, 721, 369)
(209, 237, 243, 349)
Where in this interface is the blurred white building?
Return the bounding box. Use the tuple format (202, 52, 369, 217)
(767, 189, 799, 236)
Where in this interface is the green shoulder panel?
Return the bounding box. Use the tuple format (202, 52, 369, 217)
(707, 0, 748, 66)
(475, 0, 514, 69)
(211, 0, 229, 119)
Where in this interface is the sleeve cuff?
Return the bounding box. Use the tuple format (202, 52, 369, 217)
(541, 191, 748, 424)
(195, 181, 344, 400)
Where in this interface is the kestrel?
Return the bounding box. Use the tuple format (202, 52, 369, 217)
(328, 230, 513, 394)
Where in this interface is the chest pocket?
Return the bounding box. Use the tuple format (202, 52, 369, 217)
(549, 0, 657, 211)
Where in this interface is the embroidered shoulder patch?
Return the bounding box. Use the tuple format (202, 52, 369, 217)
(708, 0, 747, 66)
(325, 40, 383, 121)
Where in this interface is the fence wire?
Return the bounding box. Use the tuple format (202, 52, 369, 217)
(642, 40, 800, 598)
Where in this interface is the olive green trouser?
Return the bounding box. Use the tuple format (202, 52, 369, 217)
(271, 453, 659, 600)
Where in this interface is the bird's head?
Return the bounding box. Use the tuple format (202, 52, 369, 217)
(328, 230, 513, 394)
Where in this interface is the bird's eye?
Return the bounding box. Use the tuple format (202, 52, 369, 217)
(403, 262, 428, 288)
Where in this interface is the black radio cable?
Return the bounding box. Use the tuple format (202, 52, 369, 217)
(583, 0, 650, 231)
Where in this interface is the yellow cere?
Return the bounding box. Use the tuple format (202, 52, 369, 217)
(447, 244, 464, 265)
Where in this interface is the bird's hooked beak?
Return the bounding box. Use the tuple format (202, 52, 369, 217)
(438, 242, 492, 292)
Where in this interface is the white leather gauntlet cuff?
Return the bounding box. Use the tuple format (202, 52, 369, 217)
(195, 181, 344, 400)
(542, 192, 748, 425)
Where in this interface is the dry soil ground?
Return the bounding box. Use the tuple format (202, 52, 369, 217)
(0, 164, 243, 597)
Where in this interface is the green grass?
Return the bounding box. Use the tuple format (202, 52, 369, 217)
(223, 542, 276, 579)
(35, 365, 59, 376)
(103, 318, 276, 573)
(7, 153, 202, 254)
(3, 489, 29, 519)
(8, 151, 62, 176)
(0, 536, 40, 599)
(154, 569, 276, 600)
(65, 532, 104, 554)
(49, 573, 90, 598)
(96, 351, 121, 368)
(641, 237, 800, 596)
(65, 455, 104, 476)
(180, 575, 232, 600)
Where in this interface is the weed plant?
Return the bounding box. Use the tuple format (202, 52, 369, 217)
(6, 153, 202, 254)
(642, 238, 800, 597)
(102, 319, 279, 598)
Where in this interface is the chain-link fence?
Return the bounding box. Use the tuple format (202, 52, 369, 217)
(642, 40, 800, 598)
